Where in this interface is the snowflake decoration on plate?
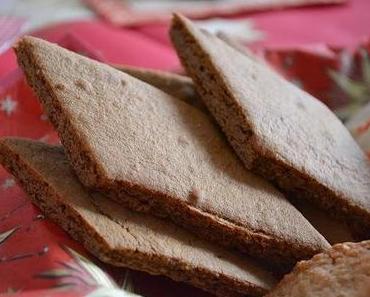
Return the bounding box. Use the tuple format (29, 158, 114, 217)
(2, 178, 15, 189)
(0, 95, 17, 116)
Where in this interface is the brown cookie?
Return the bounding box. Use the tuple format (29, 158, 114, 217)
(266, 240, 370, 297)
(14, 36, 329, 269)
(0, 137, 277, 297)
(170, 14, 370, 239)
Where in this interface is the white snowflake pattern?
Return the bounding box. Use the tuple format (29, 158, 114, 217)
(2, 178, 15, 189)
(0, 96, 17, 116)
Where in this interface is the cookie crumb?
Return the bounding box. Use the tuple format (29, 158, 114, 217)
(75, 79, 87, 90)
(55, 83, 65, 91)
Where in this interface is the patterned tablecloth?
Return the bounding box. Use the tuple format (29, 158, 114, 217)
(0, 0, 369, 296)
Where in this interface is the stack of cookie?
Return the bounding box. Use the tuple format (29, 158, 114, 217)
(0, 14, 369, 297)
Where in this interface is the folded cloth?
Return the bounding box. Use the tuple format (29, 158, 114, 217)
(83, 0, 346, 26)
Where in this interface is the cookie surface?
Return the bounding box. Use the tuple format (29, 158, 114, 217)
(170, 14, 370, 238)
(266, 240, 370, 297)
(0, 137, 276, 297)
